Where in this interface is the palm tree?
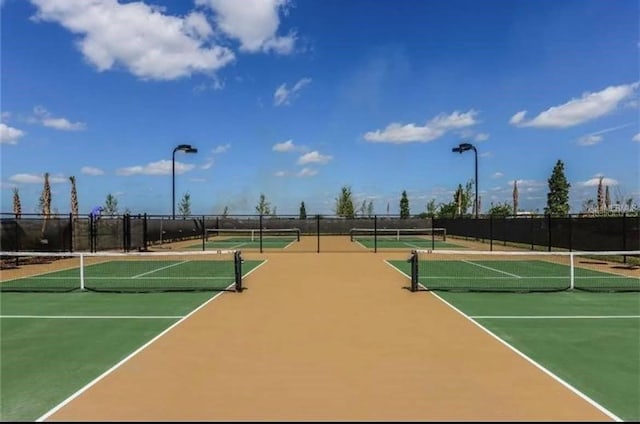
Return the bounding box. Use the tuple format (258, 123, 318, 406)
(40, 172, 52, 242)
(12, 187, 22, 219)
(69, 176, 79, 218)
(42, 172, 51, 218)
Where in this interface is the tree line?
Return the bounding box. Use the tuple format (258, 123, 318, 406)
(10, 159, 637, 219)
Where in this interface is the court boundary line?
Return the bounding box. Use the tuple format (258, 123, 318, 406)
(383, 259, 623, 422)
(1, 315, 183, 319)
(471, 315, 640, 319)
(35, 258, 269, 422)
(132, 260, 189, 278)
(461, 259, 522, 278)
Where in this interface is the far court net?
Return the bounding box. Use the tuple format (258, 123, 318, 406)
(0, 249, 244, 293)
(405, 249, 640, 293)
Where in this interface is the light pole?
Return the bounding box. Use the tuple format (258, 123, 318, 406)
(172, 144, 198, 219)
(452, 142, 478, 218)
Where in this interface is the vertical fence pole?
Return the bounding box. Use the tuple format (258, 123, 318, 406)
(489, 214, 493, 251)
(143, 213, 148, 251)
(530, 214, 534, 251)
(622, 212, 627, 263)
(202, 215, 206, 251)
(316, 214, 320, 253)
(259, 214, 263, 253)
(374, 215, 378, 253)
(68, 213, 74, 252)
(547, 214, 552, 252)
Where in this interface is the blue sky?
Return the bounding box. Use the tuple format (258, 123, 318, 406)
(1, 0, 639, 216)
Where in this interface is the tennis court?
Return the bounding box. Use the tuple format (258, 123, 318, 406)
(387, 250, 640, 421)
(187, 228, 301, 250)
(0, 251, 265, 421)
(1, 243, 638, 421)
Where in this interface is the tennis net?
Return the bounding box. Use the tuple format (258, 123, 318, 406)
(205, 228, 301, 242)
(406, 249, 640, 293)
(350, 227, 446, 242)
(0, 250, 244, 293)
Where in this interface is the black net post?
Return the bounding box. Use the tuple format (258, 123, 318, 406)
(431, 225, 435, 250)
(234, 250, 243, 292)
(408, 250, 419, 292)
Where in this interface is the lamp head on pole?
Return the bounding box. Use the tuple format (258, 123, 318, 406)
(452, 142, 474, 153)
(174, 144, 198, 154)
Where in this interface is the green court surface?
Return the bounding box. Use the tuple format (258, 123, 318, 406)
(387, 259, 640, 421)
(352, 237, 463, 249)
(0, 259, 265, 422)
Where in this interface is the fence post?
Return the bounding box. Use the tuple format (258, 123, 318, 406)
(202, 215, 206, 251)
(142, 213, 148, 251)
(530, 214, 534, 251)
(547, 214, 552, 252)
(68, 213, 74, 252)
(489, 214, 493, 251)
(316, 214, 320, 253)
(622, 212, 627, 263)
(374, 215, 378, 253)
(259, 214, 263, 253)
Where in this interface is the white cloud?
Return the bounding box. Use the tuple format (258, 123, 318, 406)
(272, 139, 301, 152)
(9, 173, 66, 184)
(297, 167, 317, 177)
(297, 151, 332, 165)
(274, 77, 311, 106)
(43, 117, 86, 131)
(633, 133, 640, 142)
(32, 106, 86, 131)
(212, 143, 230, 154)
(196, 0, 296, 54)
(474, 133, 489, 142)
(510, 82, 639, 128)
(580, 177, 619, 187)
(116, 160, 195, 176)
(363, 110, 478, 143)
(509, 111, 527, 125)
(577, 134, 603, 146)
(274, 170, 286, 177)
(201, 160, 214, 170)
(577, 123, 635, 146)
(0, 123, 25, 144)
(30, 0, 235, 81)
(492, 172, 503, 179)
(81, 166, 104, 176)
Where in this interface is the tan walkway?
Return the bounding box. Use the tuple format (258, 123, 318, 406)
(47, 238, 612, 421)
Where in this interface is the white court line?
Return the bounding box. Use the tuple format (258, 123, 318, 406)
(131, 260, 188, 278)
(462, 259, 522, 278)
(36, 258, 269, 423)
(31, 276, 236, 280)
(382, 259, 623, 422)
(1, 315, 182, 319)
(471, 315, 640, 319)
